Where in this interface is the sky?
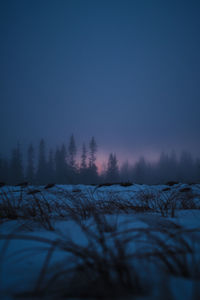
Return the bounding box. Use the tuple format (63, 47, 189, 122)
(1, 0, 200, 164)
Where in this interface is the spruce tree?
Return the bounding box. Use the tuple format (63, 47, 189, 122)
(89, 136, 97, 168)
(81, 143, 87, 170)
(106, 153, 119, 183)
(80, 143, 88, 183)
(36, 139, 47, 184)
(88, 137, 98, 184)
(47, 149, 55, 183)
(68, 134, 77, 168)
(26, 144, 35, 184)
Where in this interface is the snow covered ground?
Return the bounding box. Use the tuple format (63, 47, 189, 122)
(0, 183, 200, 299)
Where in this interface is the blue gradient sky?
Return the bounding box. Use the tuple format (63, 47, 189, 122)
(1, 0, 200, 162)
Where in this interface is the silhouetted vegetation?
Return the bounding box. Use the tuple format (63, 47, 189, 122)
(0, 135, 200, 185)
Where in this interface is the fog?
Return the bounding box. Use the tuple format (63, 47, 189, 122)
(1, 0, 200, 177)
(0, 137, 199, 185)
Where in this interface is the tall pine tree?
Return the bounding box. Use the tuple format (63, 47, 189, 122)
(36, 139, 47, 184)
(89, 136, 97, 168)
(26, 144, 35, 184)
(68, 134, 77, 169)
(80, 143, 88, 183)
(106, 153, 119, 183)
(47, 149, 55, 183)
(81, 143, 87, 170)
(88, 137, 98, 183)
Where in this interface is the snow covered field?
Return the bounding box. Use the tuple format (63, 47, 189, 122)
(0, 183, 200, 299)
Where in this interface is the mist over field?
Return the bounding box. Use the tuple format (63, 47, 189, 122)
(1, 0, 200, 162)
(0, 136, 200, 185)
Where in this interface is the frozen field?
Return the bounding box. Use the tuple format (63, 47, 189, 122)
(0, 183, 200, 299)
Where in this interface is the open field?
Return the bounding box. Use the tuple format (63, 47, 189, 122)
(0, 182, 200, 299)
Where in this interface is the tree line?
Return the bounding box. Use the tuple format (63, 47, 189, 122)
(0, 135, 200, 185)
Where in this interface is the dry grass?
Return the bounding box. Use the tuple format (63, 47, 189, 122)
(1, 184, 200, 298)
(0, 213, 200, 299)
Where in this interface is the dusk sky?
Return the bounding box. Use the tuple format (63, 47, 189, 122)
(1, 0, 200, 164)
